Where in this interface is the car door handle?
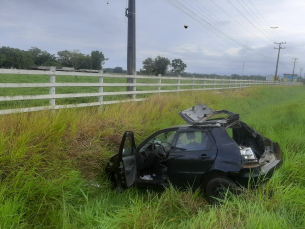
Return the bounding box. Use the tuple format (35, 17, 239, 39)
(126, 161, 135, 170)
(199, 155, 209, 160)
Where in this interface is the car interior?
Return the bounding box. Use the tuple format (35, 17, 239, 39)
(136, 129, 211, 181)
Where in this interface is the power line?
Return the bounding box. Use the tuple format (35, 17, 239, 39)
(209, 0, 271, 46)
(165, 0, 273, 60)
(239, 0, 278, 41)
(248, 0, 295, 58)
(226, 0, 274, 42)
(191, 0, 261, 49)
(165, 0, 236, 45)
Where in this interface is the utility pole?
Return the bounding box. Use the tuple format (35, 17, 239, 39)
(292, 58, 298, 80)
(274, 42, 286, 81)
(126, 0, 136, 92)
(300, 68, 303, 82)
(242, 62, 245, 76)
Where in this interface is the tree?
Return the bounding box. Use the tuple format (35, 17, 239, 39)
(154, 56, 171, 76)
(91, 50, 107, 70)
(70, 50, 91, 70)
(28, 47, 57, 66)
(57, 50, 73, 67)
(171, 58, 187, 74)
(28, 47, 42, 60)
(0, 46, 34, 69)
(57, 49, 91, 70)
(0, 53, 6, 66)
(141, 56, 171, 76)
(141, 57, 155, 75)
(113, 66, 123, 73)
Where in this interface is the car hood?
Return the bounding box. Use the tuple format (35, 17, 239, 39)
(179, 103, 239, 125)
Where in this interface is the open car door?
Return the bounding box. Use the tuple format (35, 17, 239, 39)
(115, 131, 137, 192)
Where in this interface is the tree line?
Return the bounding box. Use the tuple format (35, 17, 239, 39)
(140, 56, 187, 76)
(0, 46, 107, 70)
(0, 46, 270, 80)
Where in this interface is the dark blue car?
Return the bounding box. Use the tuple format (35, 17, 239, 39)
(106, 104, 282, 200)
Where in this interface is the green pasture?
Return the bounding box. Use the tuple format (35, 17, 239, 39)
(0, 85, 304, 228)
(0, 74, 228, 110)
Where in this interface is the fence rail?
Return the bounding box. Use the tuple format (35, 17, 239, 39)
(0, 68, 301, 115)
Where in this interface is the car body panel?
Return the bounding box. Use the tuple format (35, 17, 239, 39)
(210, 127, 242, 172)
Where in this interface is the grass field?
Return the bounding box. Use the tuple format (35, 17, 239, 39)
(0, 73, 232, 110)
(0, 85, 305, 228)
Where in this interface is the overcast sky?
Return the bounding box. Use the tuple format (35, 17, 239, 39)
(1, 0, 304, 76)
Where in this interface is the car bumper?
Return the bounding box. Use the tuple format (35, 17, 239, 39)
(229, 159, 282, 187)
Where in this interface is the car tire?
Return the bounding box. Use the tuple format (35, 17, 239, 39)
(205, 176, 239, 203)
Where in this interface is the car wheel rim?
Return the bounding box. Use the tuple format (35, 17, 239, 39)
(214, 185, 226, 199)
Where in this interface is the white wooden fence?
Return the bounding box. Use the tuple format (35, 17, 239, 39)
(0, 68, 300, 115)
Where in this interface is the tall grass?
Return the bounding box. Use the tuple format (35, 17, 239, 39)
(0, 85, 305, 228)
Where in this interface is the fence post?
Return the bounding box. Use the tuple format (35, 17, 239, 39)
(203, 77, 206, 89)
(240, 79, 242, 88)
(222, 78, 224, 91)
(98, 70, 103, 110)
(49, 66, 56, 107)
(213, 77, 216, 90)
(192, 76, 195, 90)
(132, 73, 137, 99)
(177, 75, 181, 92)
(235, 79, 237, 88)
(158, 74, 161, 94)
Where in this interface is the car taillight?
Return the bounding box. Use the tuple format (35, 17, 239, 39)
(240, 147, 259, 168)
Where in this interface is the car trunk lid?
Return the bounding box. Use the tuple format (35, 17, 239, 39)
(179, 103, 239, 125)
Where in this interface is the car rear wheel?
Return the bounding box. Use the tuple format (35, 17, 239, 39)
(205, 177, 239, 203)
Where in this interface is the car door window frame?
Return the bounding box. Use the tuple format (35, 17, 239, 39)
(136, 128, 179, 152)
(171, 128, 213, 153)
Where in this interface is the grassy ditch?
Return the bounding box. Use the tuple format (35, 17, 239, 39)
(0, 85, 305, 228)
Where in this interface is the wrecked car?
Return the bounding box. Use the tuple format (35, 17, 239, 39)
(105, 104, 282, 200)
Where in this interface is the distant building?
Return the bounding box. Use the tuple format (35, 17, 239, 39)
(283, 74, 298, 82)
(265, 75, 273, 81)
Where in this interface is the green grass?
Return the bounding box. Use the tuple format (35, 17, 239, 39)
(0, 85, 305, 228)
(0, 74, 226, 110)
